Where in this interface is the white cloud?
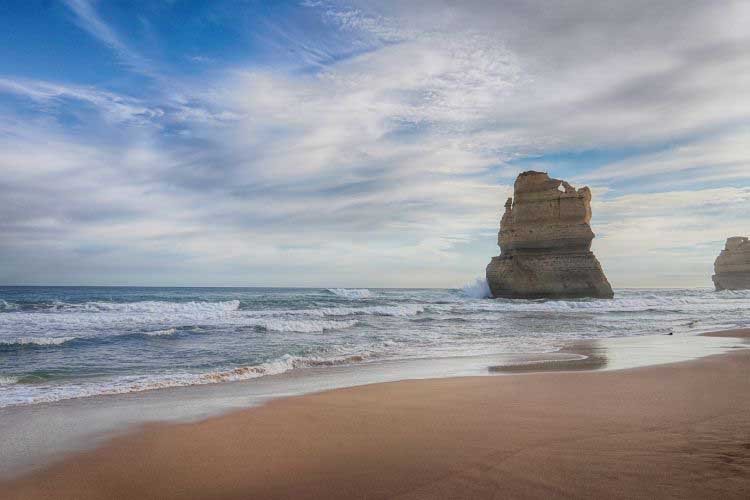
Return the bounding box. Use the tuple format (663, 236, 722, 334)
(0, 77, 163, 124)
(587, 128, 750, 185)
(1, 0, 749, 286)
(590, 187, 750, 287)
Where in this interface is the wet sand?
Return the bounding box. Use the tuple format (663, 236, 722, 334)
(3, 329, 750, 499)
(702, 328, 750, 339)
(489, 341, 608, 372)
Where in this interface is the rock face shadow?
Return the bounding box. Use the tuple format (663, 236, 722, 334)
(486, 171, 613, 299)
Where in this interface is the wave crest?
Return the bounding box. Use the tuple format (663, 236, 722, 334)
(0, 299, 17, 311)
(0, 336, 77, 347)
(51, 300, 241, 314)
(143, 328, 178, 337)
(327, 288, 371, 299)
(0, 350, 376, 407)
(200, 353, 369, 384)
(252, 318, 358, 333)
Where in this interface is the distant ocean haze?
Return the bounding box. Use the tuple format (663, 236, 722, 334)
(0, 285, 749, 408)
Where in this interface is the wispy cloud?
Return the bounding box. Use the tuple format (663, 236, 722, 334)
(0, 77, 163, 123)
(0, 0, 748, 286)
(587, 128, 750, 186)
(63, 0, 156, 77)
(592, 187, 750, 287)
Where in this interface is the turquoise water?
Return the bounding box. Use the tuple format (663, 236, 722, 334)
(1, 286, 749, 408)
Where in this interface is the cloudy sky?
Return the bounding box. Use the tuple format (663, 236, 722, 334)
(0, 0, 748, 287)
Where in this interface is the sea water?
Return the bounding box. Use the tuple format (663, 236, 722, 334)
(1, 285, 749, 409)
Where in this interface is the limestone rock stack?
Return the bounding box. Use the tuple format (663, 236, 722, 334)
(712, 237, 750, 290)
(485, 171, 613, 299)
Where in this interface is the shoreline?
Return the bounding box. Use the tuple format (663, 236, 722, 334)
(0, 328, 743, 480)
(2, 328, 749, 499)
(489, 327, 750, 373)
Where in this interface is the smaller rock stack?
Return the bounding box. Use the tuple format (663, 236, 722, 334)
(485, 171, 613, 299)
(712, 237, 750, 290)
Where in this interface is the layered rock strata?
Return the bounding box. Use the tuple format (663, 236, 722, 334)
(486, 171, 613, 299)
(712, 237, 750, 291)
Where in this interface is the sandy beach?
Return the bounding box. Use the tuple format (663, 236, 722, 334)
(3, 329, 749, 499)
(3, 0, 749, 498)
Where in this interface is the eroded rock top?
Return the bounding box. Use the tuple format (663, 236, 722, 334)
(499, 171, 595, 253)
(715, 236, 750, 274)
(713, 236, 750, 291)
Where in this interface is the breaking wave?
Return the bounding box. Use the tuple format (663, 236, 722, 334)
(327, 288, 372, 299)
(488, 296, 739, 313)
(0, 375, 19, 385)
(143, 328, 178, 337)
(0, 351, 376, 408)
(2, 286, 748, 409)
(0, 318, 358, 348)
(47, 300, 241, 314)
(0, 336, 77, 347)
(251, 318, 358, 333)
(314, 304, 424, 317)
(247, 304, 425, 318)
(0, 299, 17, 311)
(198, 353, 370, 384)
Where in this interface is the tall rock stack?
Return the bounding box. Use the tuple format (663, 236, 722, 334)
(486, 171, 613, 299)
(712, 237, 750, 290)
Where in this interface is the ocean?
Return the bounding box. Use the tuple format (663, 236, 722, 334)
(1, 285, 749, 409)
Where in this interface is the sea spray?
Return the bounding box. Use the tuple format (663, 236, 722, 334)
(462, 277, 492, 299)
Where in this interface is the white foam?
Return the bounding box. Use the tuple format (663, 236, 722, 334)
(143, 328, 178, 337)
(53, 300, 241, 314)
(2, 287, 749, 409)
(321, 304, 425, 317)
(0, 299, 17, 311)
(0, 351, 374, 408)
(456, 291, 750, 314)
(0, 375, 19, 385)
(328, 288, 372, 299)
(198, 352, 370, 384)
(246, 304, 425, 318)
(0, 336, 76, 346)
(462, 277, 492, 299)
(0, 299, 366, 344)
(249, 318, 358, 333)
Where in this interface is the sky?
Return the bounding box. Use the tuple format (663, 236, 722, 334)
(0, 0, 748, 288)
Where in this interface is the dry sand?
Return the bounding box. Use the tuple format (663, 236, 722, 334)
(3, 329, 749, 499)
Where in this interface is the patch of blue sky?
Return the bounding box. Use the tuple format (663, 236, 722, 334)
(133, 0, 378, 73)
(0, 0, 361, 89)
(625, 173, 750, 194)
(504, 129, 747, 197)
(507, 147, 653, 180)
(0, 1, 118, 84)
